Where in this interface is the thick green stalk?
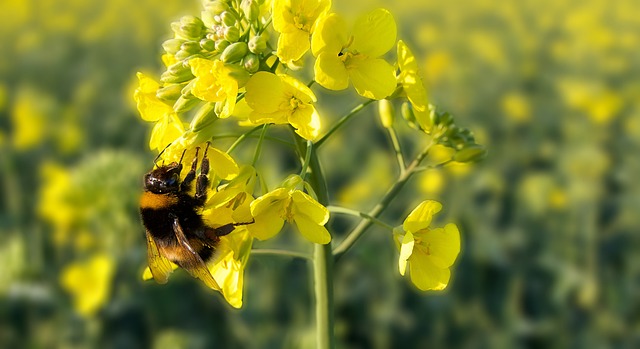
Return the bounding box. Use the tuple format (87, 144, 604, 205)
(293, 133, 335, 349)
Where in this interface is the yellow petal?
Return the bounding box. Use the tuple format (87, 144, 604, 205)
(248, 188, 289, 240)
(293, 214, 331, 244)
(419, 223, 460, 269)
(314, 52, 349, 91)
(403, 200, 442, 233)
(277, 29, 311, 63)
(398, 41, 430, 131)
(311, 13, 348, 56)
(281, 74, 317, 103)
(134, 73, 173, 122)
(272, 0, 295, 33)
(149, 114, 184, 152)
(408, 254, 450, 291)
(245, 72, 286, 113)
(348, 57, 397, 99)
(351, 8, 397, 58)
(398, 230, 414, 276)
(208, 147, 240, 180)
(290, 190, 329, 225)
(189, 57, 214, 77)
(289, 105, 320, 140)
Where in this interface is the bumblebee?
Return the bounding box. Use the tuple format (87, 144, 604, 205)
(139, 144, 244, 290)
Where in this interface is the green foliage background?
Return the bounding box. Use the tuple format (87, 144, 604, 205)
(1, 0, 639, 348)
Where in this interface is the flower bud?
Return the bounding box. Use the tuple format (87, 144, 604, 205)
(220, 11, 236, 27)
(162, 38, 184, 54)
(181, 41, 201, 54)
(377, 99, 395, 128)
(201, 10, 217, 28)
(161, 61, 195, 83)
(203, 0, 229, 14)
(243, 53, 260, 73)
(224, 26, 240, 42)
(181, 80, 197, 97)
(453, 144, 486, 163)
(216, 39, 230, 52)
(156, 83, 185, 101)
(221, 42, 248, 63)
(401, 101, 419, 129)
(248, 35, 267, 54)
(226, 64, 250, 87)
(190, 102, 219, 132)
(200, 38, 216, 51)
(178, 16, 205, 40)
(241, 0, 260, 22)
(173, 95, 200, 113)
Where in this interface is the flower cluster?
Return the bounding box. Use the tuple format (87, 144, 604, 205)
(133, 0, 483, 308)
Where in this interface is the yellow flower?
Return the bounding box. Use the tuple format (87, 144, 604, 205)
(272, 0, 331, 64)
(60, 254, 115, 317)
(134, 73, 185, 151)
(395, 200, 460, 291)
(248, 179, 331, 244)
(162, 142, 240, 181)
(311, 8, 397, 100)
(208, 228, 253, 308)
(189, 58, 238, 118)
(245, 71, 321, 140)
(397, 40, 431, 132)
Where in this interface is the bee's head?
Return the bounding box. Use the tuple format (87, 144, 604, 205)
(144, 162, 183, 194)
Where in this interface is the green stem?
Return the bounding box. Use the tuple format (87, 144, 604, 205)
(387, 127, 406, 175)
(327, 206, 394, 231)
(299, 140, 313, 179)
(252, 124, 269, 166)
(292, 131, 334, 349)
(333, 142, 434, 261)
(225, 125, 264, 154)
(315, 100, 375, 148)
(251, 249, 311, 261)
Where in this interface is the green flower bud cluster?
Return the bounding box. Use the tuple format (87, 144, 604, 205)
(429, 109, 486, 163)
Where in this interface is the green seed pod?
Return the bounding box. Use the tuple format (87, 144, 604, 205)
(156, 83, 185, 101)
(453, 144, 486, 163)
(377, 99, 395, 128)
(190, 102, 219, 132)
(162, 38, 184, 54)
(221, 42, 248, 63)
(224, 26, 240, 42)
(216, 39, 230, 52)
(248, 35, 267, 54)
(200, 38, 216, 51)
(161, 61, 195, 83)
(401, 101, 419, 129)
(243, 53, 260, 73)
(173, 95, 200, 113)
(181, 41, 201, 54)
(220, 11, 236, 27)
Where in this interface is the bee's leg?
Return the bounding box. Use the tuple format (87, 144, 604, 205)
(204, 219, 255, 239)
(180, 147, 200, 193)
(194, 142, 210, 205)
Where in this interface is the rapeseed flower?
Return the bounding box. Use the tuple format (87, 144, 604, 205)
(189, 58, 238, 118)
(395, 200, 460, 291)
(397, 40, 432, 132)
(60, 254, 115, 317)
(245, 71, 321, 140)
(312, 8, 397, 100)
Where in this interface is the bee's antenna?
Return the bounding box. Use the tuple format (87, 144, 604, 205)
(154, 142, 172, 167)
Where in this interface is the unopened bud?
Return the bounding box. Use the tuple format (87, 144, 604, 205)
(181, 80, 197, 97)
(377, 99, 395, 128)
(203, 0, 229, 14)
(162, 38, 184, 54)
(221, 42, 248, 63)
(248, 35, 267, 54)
(453, 144, 486, 163)
(201, 10, 217, 28)
(243, 53, 260, 73)
(221, 11, 237, 27)
(161, 61, 195, 83)
(216, 39, 230, 52)
(241, 0, 260, 22)
(190, 102, 219, 132)
(178, 16, 205, 40)
(226, 64, 250, 87)
(173, 95, 200, 113)
(200, 38, 216, 51)
(181, 41, 201, 54)
(156, 83, 185, 101)
(224, 26, 240, 42)
(401, 102, 419, 129)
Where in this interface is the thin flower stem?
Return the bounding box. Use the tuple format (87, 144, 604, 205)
(387, 127, 406, 175)
(333, 142, 434, 261)
(315, 99, 375, 148)
(307, 80, 316, 88)
(252, 124, 269, 166)
(226, 125, 264, 154)
(411, 159, 454, 173)
(327, 206, 394, 231)
(251, 249, 311, 261)
(299, 140, 313, 179)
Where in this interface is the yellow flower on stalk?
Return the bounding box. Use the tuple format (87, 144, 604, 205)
(60, 254, 115, 317)
(189, 58, 238, 118)
(134, 73, 185, 151)
(208, 228, 253, 308)
(245, 71, 321, 140)
(397, 40, 432, 132)
(395, 200, 460, 291)
(272, 0, 331, 64)
(311, 8, 397, 100)
(248, 176, 331, 244)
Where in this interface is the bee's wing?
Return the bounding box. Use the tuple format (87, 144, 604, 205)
(171, 217, 221, 291)
(146, 230, 174, 284)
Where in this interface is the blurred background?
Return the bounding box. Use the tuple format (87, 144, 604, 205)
(1, 0, 639, 348)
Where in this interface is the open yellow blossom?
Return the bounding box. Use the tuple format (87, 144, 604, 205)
(248, 182, 331, 244)
(245, 71, 321, 140)
(397, 40, 431, 132)
(189, 58, 238, 118)
(60, 254, 115, 317)
(272, 0, 331, 64)
(208, 228, 253, 308)
(134, 73, 185, 151)
(311, 8, 397, 100)
(395, 200, 460, 291)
